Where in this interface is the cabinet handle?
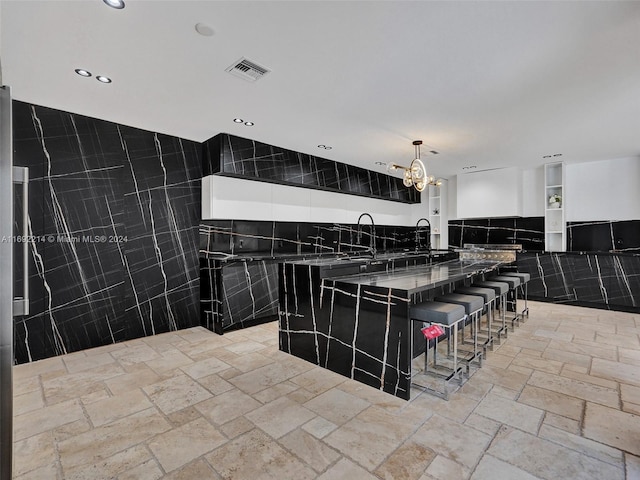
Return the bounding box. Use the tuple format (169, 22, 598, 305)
(13, 166, 29, 316)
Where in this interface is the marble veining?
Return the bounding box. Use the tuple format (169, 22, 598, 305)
(448, 217, 545, 250)
(517, 252, 640, 312)
(567, 220, 640, 253)
(202, 133, 419, 203)
(12, 101, 201, 364)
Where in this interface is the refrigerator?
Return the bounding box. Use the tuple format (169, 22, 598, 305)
(1, 85, 27, 480)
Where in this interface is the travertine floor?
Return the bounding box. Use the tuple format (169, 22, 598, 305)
(12, 301, 640, 479)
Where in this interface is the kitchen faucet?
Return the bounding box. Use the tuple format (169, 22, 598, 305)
(356, 213, 376, 258)
(415, 218, 431, 252)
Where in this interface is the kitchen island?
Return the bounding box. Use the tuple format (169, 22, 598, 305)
(278, 257, 502, 400)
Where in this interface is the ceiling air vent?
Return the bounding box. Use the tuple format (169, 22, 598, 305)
(225, 57, 271, 82)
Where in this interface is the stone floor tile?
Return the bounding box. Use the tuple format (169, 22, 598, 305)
(316, 457, 377, 479)
(424, 454, 470, 480)
(223, 340, 268, 354)
(147, 417, 226, 473)
(304, 388, 370, 425)
(290, 367, 347, 395)
(488, 426, 625, 480)
(584, 402, 640, 456)
(14, 463, 60, 480)
(63, 351, 116, 373)
(623, 402, 640, 416)
(474, 391, 544, 434)
(548, 339, 618, 361)
(13, 388, 44, 416)
(541, 412, 581, 435)
(279, 429, 341, 472)
(180, 356, 230, 379)
(517, 384, 584, 420)
(561, 365, 619, 389)
(110, 343, 162, 365)
(301, 416, 338, 439)
(143, 373, 212, 415)
(252, 380, 300, 404)
(511, 354, 563, 374)
(195, 388, 261, 425)
(591, 358, 640, 387)
(104, 366, 162, 395)
(62, 440, 153, 479)
(527, 370, 619, 408)
(206, 429, 316, 480)
(218, 416, 254, 439)
(85, 389, 152, 427)
(323, 406, 418, 470)
(533, 329, 573, 342)
(619, 347, 640, 367)
(464, 413, 502, 436)
(13, 398, 84, 442)
(41, 363, 124, 405)
(409, 391, 480, 423)
(145, 349, 194, 376)
(411, 414, 492, 469)
(13, 431, 56, 478)
(229, 361, 314, 394)
(539, 424, 623, 467)
(470, 454, 542, 480)
(221, 351, 274, 372)
(13, 356, 65, 380)
(373, 440, 436, 480)
(58, 408, 171, 472)
(471, 364, 530, 391)
(116, 459, 164, 480)
(195, 373, 235, 395)
(163, 459, 221, 480)
(166, 406, 202, 427)
(626, 453, 640, 480)
(245, 396, 316, 439)
(621, 383, 640, 405)
(595, 332, 640, 349)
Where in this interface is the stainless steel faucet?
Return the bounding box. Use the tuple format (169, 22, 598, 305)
(356, 213, 376, 258)
(415, 217, 431, 252)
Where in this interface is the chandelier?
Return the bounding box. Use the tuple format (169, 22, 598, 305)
(388, 140, 442, 192)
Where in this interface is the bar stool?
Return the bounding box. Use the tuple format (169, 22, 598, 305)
(501, 271, 531, 320)
(410, 301, 467, 400)
(489, 275, 521, 328)
(434, 293, 484, 374)
(454, 286, 497, 355)
(472, 280, 509, 340)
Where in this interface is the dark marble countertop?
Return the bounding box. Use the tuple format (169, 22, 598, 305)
(200, 249, 452, 262)
(519, 250, 640, 257)
(323, 259, 503, 294)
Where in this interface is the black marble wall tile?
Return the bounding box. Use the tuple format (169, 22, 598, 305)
(516, 252, 640, 312)
(568, 220, 640, 253)
(202, 133, 419, 203)
(200, 219, 428, 258)
(448, 217, 545, 250)
(12, 101, 201, 364)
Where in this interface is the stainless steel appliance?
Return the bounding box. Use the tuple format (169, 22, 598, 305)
(457, 243, 521, 263)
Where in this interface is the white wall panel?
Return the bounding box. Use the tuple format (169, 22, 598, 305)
(566, 156, 640, 221)
(457, 167, 522, 218)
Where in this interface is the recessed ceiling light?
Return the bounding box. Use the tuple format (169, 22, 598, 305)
(374, 161, 386, 166)
(75, 69, 92, 77)
(195, 23, 214, 37)
(317, 145, 332, 150)
(462, 165, 477, 170)
(244, 121, 254, 126)
(96, 75, 112, 84)
(543, 153, 562, 159)
(429, 150, 439, 155)
(233, 118, 244, 123)
(103, 0, 125, 9)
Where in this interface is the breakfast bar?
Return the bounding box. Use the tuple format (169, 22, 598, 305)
(278, 257, 503, 400)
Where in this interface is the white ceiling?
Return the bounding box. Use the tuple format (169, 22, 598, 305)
(2, 0, 639, 178)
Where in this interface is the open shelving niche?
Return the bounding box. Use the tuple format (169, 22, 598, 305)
(428, 183, 447, 250)
(544, 161, 565, 252)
